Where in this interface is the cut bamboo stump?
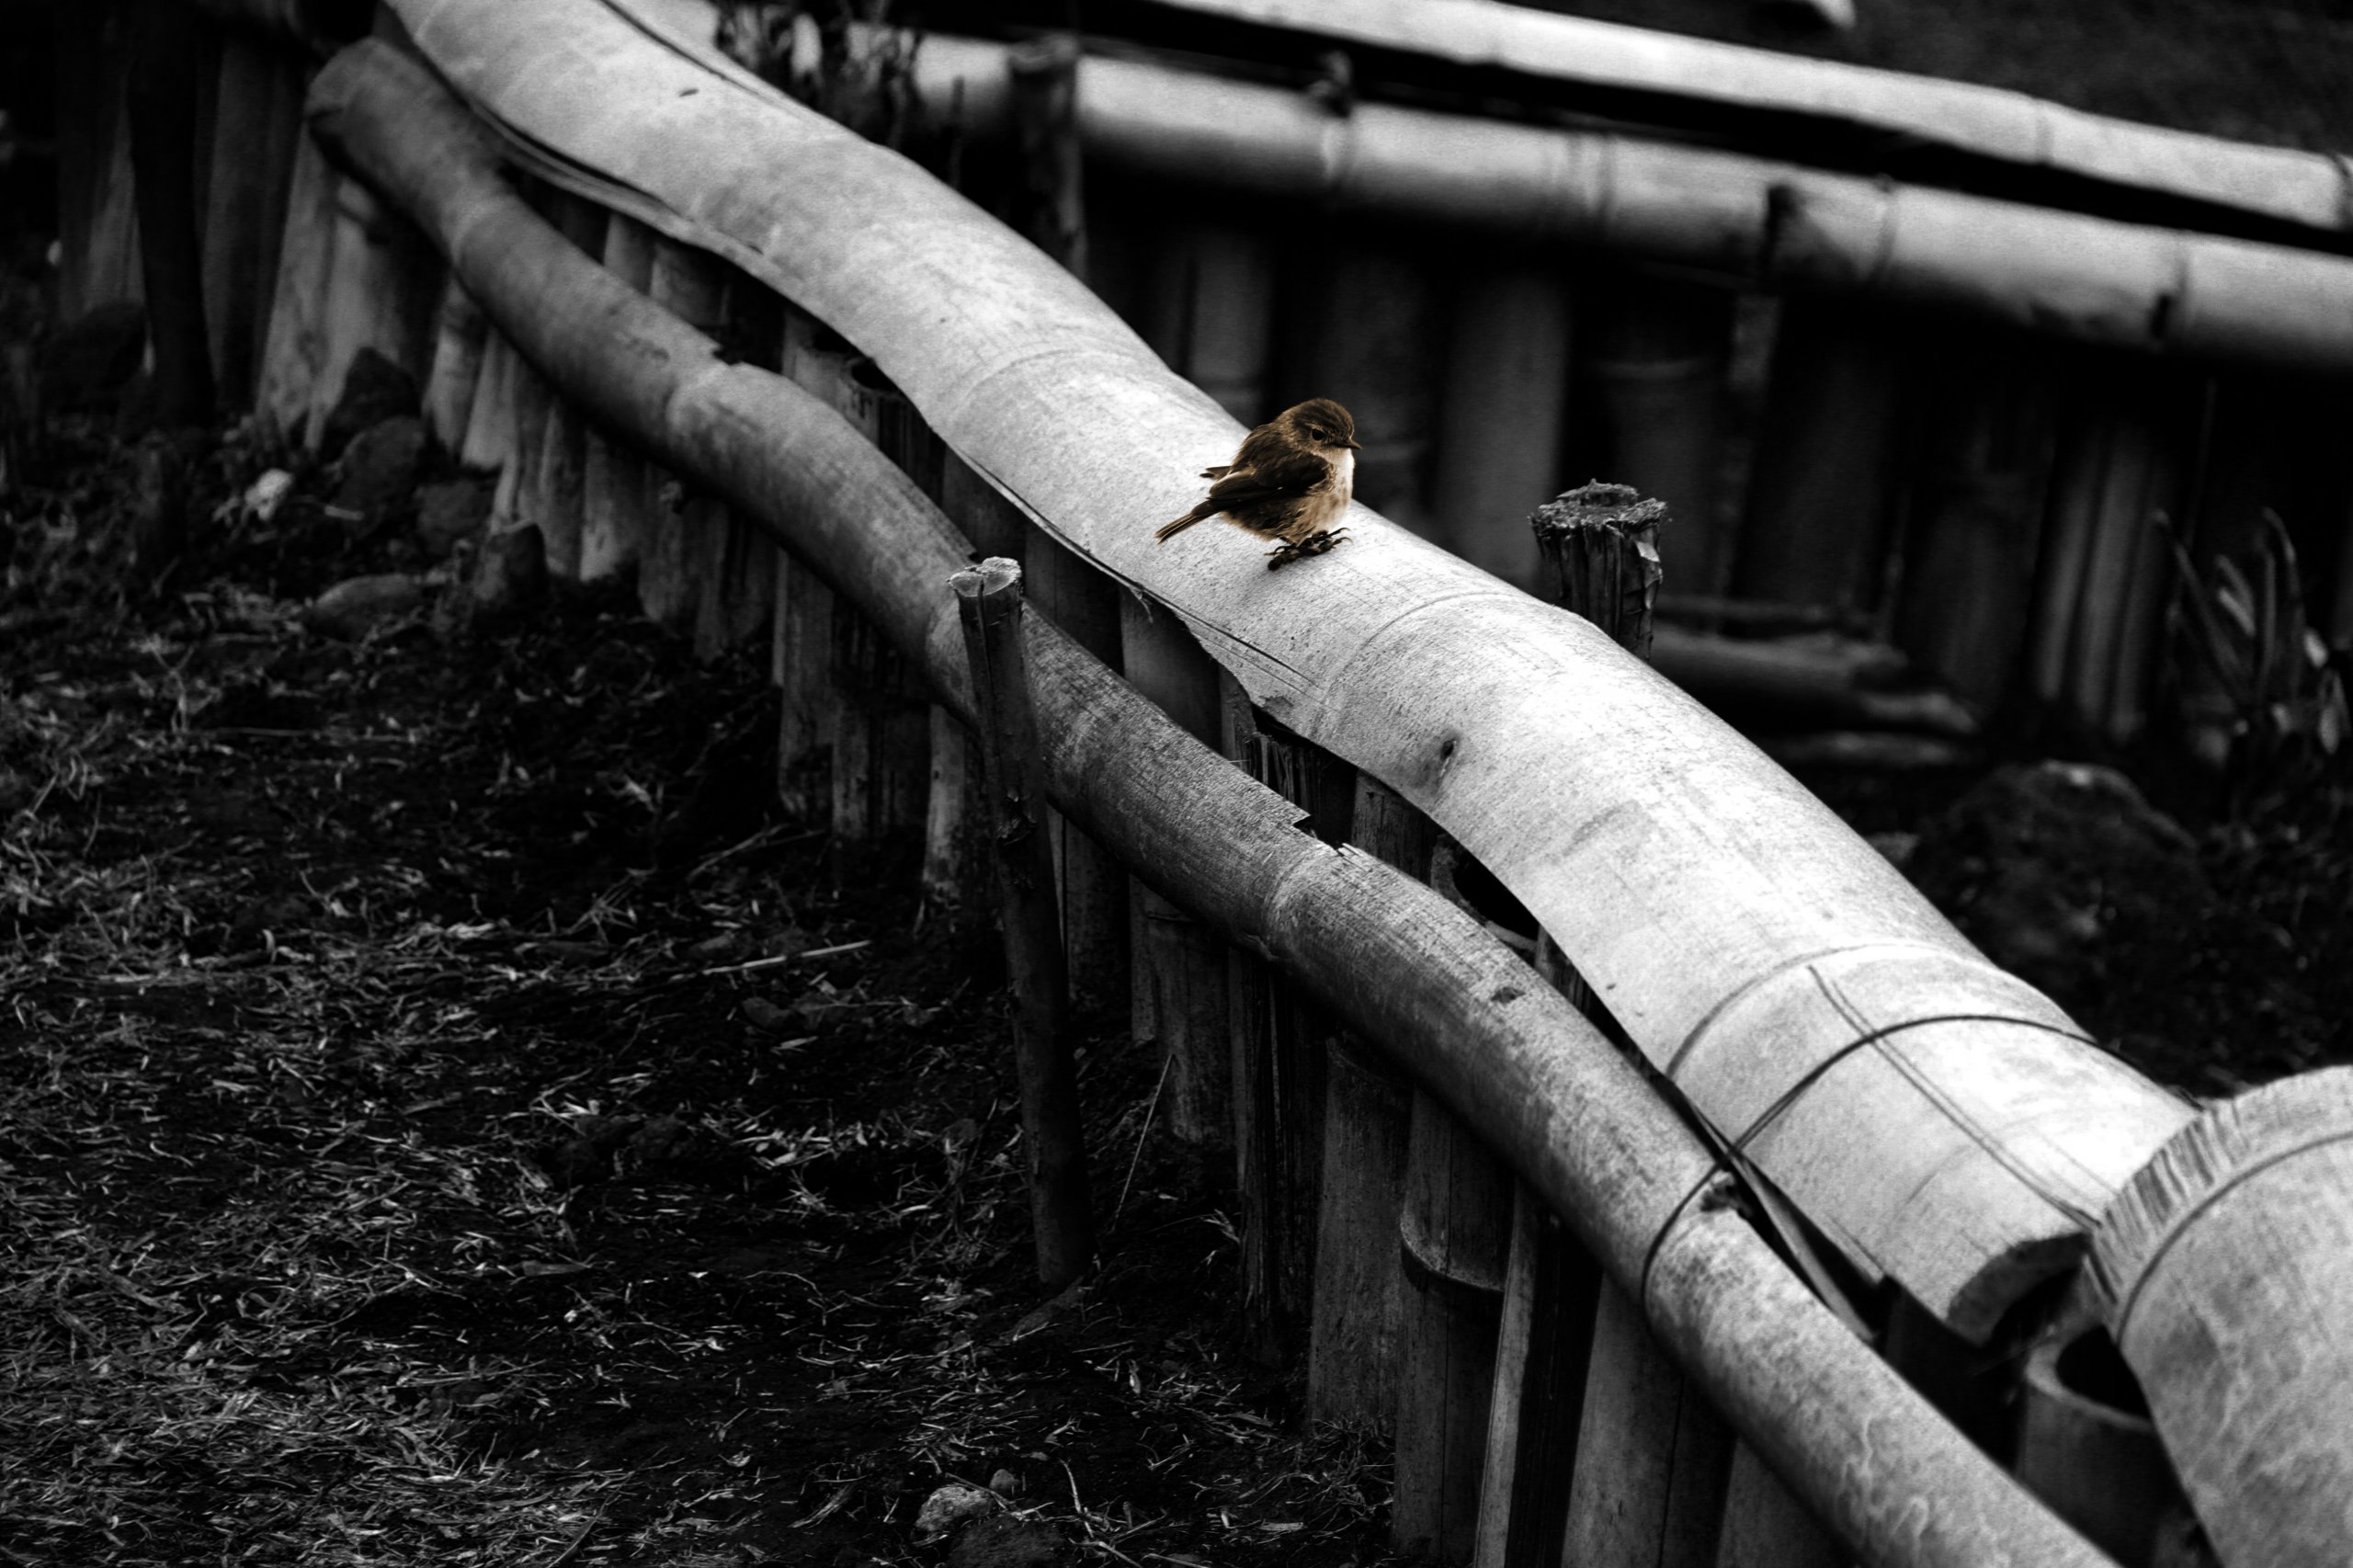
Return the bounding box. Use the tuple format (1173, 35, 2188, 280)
(954, 558, 1095, 1291)
(1304, 774, 1429, 1425)
(1576, 272, 1737, 602)
(1281, 234, 1444, 540)
(1432, 261, 1571, 594)
(1892, 335, 2060, 713)
(256, 114, 340, 445)
(1733, 303, 1908, 622)
(581, 213, 658, 580)
(2087, 1067, 2353, 1568)
(201, 32, 306, 410)
(1124, 598, 1232, 1152)
(2011, 1324, 2182, 1567)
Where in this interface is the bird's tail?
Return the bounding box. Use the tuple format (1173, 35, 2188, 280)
(1156, 506, 1214, 542)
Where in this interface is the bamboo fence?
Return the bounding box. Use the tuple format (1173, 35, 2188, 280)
(43, 2, 2353, 1563)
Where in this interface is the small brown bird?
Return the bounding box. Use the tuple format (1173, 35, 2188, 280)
(1156, 398, 1362, 570)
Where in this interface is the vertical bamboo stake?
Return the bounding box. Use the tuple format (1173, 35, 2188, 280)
(53, 0, 142, 323)
(775, 306, 841, 818)
(1431, 260, 1572, 592)
(457, 328, 517, 473)
(420, 274, 486, 456)
(1732, 302, 1908, 621)
(1282, 234, 1443, 538)
(693, 271, 780, 654)
(1472, 1187, 1600, 1568)
(1142, 220, 1278, 426)
(200, 33, 304, 410)
(256, 118, 340, 446)
(954, 559, 1094, 1290)
(1125, 600, 1231, 1152)
(129, 0, 217, 426)
(642, 234, 727, 629)
(1304, 775, 1427, 1424)
(1392, 1076, 1513, 1566)
(1006, 27, 1129, 1020)
(2010, 1325, 2181, 1567)
(309, 173, 439, 448)
(1575, 271, 1737, 600)
(1223, 682, 1343, 1363)
(580, 212, 659, 580)
(1892, 335, 2060, 713)
(531, 192, 606, 581)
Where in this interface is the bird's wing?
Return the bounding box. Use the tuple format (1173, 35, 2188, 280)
(1202, 449, 1332, 511)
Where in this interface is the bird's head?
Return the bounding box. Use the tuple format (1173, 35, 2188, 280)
(1279, 398, 1362, 453)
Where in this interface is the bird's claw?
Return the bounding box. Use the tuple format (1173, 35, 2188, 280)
(1265, 528, 1349, 571)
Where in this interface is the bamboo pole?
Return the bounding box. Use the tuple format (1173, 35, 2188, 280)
(1007, 34, 1086, 282)
(201, 34, 306, 409)
(692, 270, 779, 656)
(529, 192, 606, 580)
(375, 1, 2204, 1343)
(1891, 335, 2060, 714)
(1142, 219, 1278, 426)
(308, 165, 439, 448)
(1732, 303, 1908, 621)
(1472, 1185, 1599, 1568)
(1124, 600, 1231, 1153)
(905, 35, 2353, 376)
(129, 0, 219, 425)
(256, 110, 339, 445)
(1431, 261, 1572, 594)
(954, 558, 1095, 1290)
(2011, 1324, 2182, 1567)
(775, 307, 841, 820)
(640, 233, 726, 628)
(420, 273, 486, 454)
(1124, 0, 2353, 245)
(1280, 233, 1444, 540)
(307, 59, 2125, 1560)
(53, 2, 143, 324)
(580, 212, 658, 580)
(1577, 272, 1738, 602)
(457, 326, 517, 472)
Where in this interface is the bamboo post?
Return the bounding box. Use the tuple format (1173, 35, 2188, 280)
(420, 273, 486, 455)
(200, 32, 304, 410)
(1304, 775, 1428, 1424)
(129, 0, 218, 425)
(2010, 1324, 2182, 1567)
(1008, 33, 1086, 281)
(581, 212, 658, 580)
(256, 110, 339, 445)
(457, 326, 516, 472)
(775, 306, 841, 818)
(1472, 1186, 1601, 1568)
(641, 233, 726, 628)
(953, 558, 1095, 1290)
(53, 0, 143, 324)
(1574, 272, 1738, 601)
(1393, 1068, 1513, 1565)
(1124, 600, 1231, 1153)
(1281, 232, 1444, 539)
(693, 269, 780, 654)
(1430, 260, 1572, 593)
(1223, 683, 1345, 1363)
(309, 170, 439, 449)
(1142, 219, 1278, 426)
(2026, 361, 2191, 742)
(530, 192, 605, 580)
(1731, 302, 1908, 623)
(1891, 335, 2061, 714)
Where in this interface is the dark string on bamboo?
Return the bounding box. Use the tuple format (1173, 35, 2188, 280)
(1635, 1011, 2100, 1325)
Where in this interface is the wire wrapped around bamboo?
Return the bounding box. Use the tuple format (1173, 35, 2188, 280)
(299, 50, 2127, 1559)
(909, 34, 2353, 376)
(389, 0, 2197, 1346)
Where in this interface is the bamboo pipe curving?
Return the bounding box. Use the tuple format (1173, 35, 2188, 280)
(301, 50, 2120, 1561)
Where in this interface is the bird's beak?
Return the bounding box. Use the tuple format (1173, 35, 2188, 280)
(1344, 437, 1363, 450)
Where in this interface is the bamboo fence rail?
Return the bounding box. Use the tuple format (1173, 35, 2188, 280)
(908, 32, 2353, 376)
(1128, 0, 2353, 244)
(381, 0, 2195, 1350)
(303, 48, 2126, 1561)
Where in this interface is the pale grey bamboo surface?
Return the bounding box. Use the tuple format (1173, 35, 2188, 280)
(377, 0, 2196, 1343)
(1139, 0, 2353, 241)
(305, 50, 2122, 1562)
